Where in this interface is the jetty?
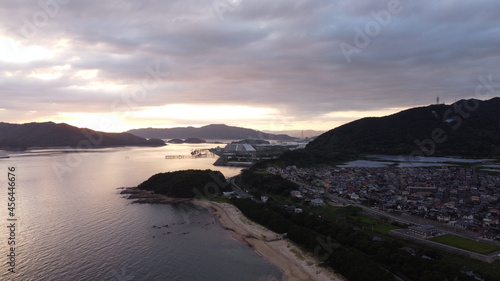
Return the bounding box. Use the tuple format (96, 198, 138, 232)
(165, 148, 216, 159)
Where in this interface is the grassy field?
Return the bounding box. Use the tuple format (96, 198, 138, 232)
(447, 254, 500, 280)
(310, 205, 361, 218)
(309, 205, 403, 234)
(430, 234, 500, 254)
(348, 216, 401, 234)
(353, 216, 377, 224)
(373, 223, 402, 234)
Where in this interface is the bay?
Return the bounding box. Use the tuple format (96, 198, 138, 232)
(0, 144, 284, 281)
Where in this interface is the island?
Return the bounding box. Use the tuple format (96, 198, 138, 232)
(0, 121, 166, 150)
(167, 139, 185, 144)
(166, 138, 207, 144)
(183, 138, 206, 144)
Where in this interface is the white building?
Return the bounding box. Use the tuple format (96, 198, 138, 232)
(222, 143, 256, 157)
(311, 198, 325, 206)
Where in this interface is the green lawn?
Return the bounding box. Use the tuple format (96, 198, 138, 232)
(310, 206, 402, 234)
(353, 216, 377, 225)
(373, 223, 402, 234)
(430, 234, 500, 254)
(310, 205, 361, 218)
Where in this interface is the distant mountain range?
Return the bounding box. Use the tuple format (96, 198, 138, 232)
(0, 122, 165, 150)
(307, 98, 500, 158)
(127, 124, 296, 141)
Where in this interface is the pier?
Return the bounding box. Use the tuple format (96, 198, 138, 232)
(165, 148, 216, 159)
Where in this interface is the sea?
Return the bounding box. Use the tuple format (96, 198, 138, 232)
(0, 144, 285, 281)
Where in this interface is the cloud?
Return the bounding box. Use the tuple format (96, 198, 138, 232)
(0, 0, 499, 131)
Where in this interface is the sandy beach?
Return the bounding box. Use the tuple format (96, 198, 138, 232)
(194, 200, 345, 281)
(121, 188, 344, 281)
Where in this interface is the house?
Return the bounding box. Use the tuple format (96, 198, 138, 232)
(408, 225, 438, 238)
(290, 190, 303, 199)
(407, 186, 437, 197)
(311, 198, 325, 206)
(437, 214, 451, 222)
(452, 221, 481, 232)
(349, 193, 360, 200)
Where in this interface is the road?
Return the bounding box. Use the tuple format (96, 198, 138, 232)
(233, 175, 500, 249)
(325, 193, 500, 248)
(325, 193, 413, 225)
(228, 177, 254, 199)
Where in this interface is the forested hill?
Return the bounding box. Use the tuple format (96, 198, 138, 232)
(128, 124, 295, 140)
(137, 170, 228, 198)
(306, 98, 500, 159)
(0, 122, 165, 150)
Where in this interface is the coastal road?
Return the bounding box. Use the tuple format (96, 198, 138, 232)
(228, 177, 254, 199)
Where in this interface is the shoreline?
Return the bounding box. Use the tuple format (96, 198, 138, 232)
(193, 200, 344, 281)
(121, 187, 344, 281)
(119, 187, 194, 204)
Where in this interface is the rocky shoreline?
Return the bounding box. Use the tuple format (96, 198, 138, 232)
(119, 187, 193, 204)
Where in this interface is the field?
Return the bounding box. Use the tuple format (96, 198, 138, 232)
(372, 223, 402, 234)
(430, 234, 500, 254)
(310, 205, 361, 218)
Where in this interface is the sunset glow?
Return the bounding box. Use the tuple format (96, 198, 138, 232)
(0, 1, 498, 132)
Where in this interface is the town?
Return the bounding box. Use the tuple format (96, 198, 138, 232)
(267, 165, 500, 241)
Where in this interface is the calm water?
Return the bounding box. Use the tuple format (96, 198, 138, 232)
(340, 155, 496, 168)
(0, 144, 284, 281)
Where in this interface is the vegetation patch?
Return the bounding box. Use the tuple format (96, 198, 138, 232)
(446, 254, 500, 281)
(430, 234, 500, 254)
(310, 205, 361, 219)
(290, 248, 305, 261)
(238, 168, 298, 196)
(372, 223, 402, 234)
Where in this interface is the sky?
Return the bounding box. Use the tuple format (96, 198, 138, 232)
(0, 0, 499, 133)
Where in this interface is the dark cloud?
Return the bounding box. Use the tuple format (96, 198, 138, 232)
(0, 0, 499, 130)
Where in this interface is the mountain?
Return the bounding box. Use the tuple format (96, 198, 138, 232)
(127, 124, 296, 141)
(305, 98, 500, 159)
(0, 122, 165, 150)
